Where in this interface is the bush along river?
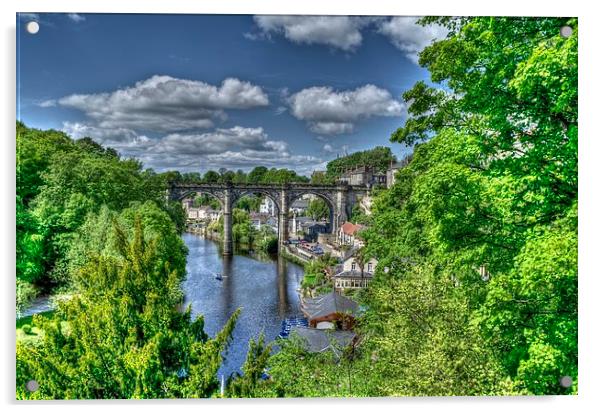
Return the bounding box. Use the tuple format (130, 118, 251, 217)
(180, 232, 305, 378)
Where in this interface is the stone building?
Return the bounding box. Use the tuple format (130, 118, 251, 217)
(339, 166, 386, 187)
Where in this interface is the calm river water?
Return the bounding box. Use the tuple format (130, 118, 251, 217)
(180, 232, 305, 378)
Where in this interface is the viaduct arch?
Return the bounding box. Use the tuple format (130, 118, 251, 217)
(168, 182, 368, 255)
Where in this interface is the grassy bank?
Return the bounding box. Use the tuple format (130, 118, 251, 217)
(16, 311, 55, 344)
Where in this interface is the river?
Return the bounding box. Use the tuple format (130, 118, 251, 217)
(180, 232, 305, 379)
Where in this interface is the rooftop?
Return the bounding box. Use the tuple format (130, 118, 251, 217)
(301, 292, 359, 321)
(333, 270, 374, 279)
(340, 222, 364, 236)
(290, 326, 356, 354)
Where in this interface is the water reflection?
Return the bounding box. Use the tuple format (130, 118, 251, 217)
(277, 256, 289, 318)
(180, 233, 304, 378)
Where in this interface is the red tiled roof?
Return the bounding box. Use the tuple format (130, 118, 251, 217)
(340, 222, 363, 236)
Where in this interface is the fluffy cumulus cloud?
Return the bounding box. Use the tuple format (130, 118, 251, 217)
(56, 75, 269, 133)
(151, 126, 286, 156)
(144, 127, 320, 172)
(378, 17, 449, 64)
(61, 122, 320, 173)
(322, 143, 349, 155)
(61, 122, 155, 159)
(252, 15, 369, 51)
(288, 84, 404, 134)
(249, 15, 448, 64)
(62, 121, 139, 142)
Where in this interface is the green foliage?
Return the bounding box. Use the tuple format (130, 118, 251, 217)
(21, 324, 32, 335)
(306, 198, 329, 220)
(360, 16, 578, 395)
(350, 204, 371, 226)
(16, 280, 38, 316)
(301, 254, 338, 291)
(192, 194, 221, 210)
(232, 209, 254, 244)
(16, 196, 44, 285)
(256, 225, 278, 254)
(183, 166, 310, 185)
(250, 16, 577, 398)
(475, 205, 577, 394)
(226, 334, 272, 397)
(65, 202, 188, 286)
(16, 219, 239, 399)
(16, 123, 178, 298)
(310, 171, 334, 185)
(235, 195, 262, 212)
(359, 262, 516, 396)
(325, 146, 395, 180)
(211, 208, 257, 245)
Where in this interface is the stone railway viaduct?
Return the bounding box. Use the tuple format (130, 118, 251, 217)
(168, 182, 369, 255)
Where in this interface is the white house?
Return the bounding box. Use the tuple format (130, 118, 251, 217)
(333, 254, 378, 291)
(198, 206, 220, 221)
(187, 208, 200, 220)
(259, 197, 276, 216)
(337, 222, 365, 247)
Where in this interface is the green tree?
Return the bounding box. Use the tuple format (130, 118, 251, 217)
(202, 170, 220, 183)
(235, 195, 261, 212)
(310, 171, 334, 185)
(192, 194, 221, 210)
(325, 146, 395, 180)
(247, 166, 268, 184)
(359, 16, 577, 395)
(233, 169, 247, 184)
(17, 217, 239, 399)
(226, 334, 272, 397)
(306, 198, 329, 220)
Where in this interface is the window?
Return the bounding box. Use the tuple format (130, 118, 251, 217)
(351, 262, 356, 271)
(367, 263, 372, 273)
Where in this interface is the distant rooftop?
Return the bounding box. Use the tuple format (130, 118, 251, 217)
(340, 222, 364, 236)
(290, 326, 356, 354)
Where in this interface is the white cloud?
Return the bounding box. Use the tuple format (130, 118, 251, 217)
(322, 143, 349, 155)
(62, 121, 139, 143)
(310, 122, 354, 135)
(67, 13, 86, 23)
(253, 15, 368, 51)
(62, 123, 321, 173)
(56, 75, 269, 133)
(151, 126, 283, 156)
(38, 99, 57, 108)
(288, 84, 404, 134)
(378, 17, 449, 64)
(250, 15, 448, 64)
(145, 126, 320, 172)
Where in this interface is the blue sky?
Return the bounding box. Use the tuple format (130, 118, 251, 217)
(17, 13, 447, 175)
